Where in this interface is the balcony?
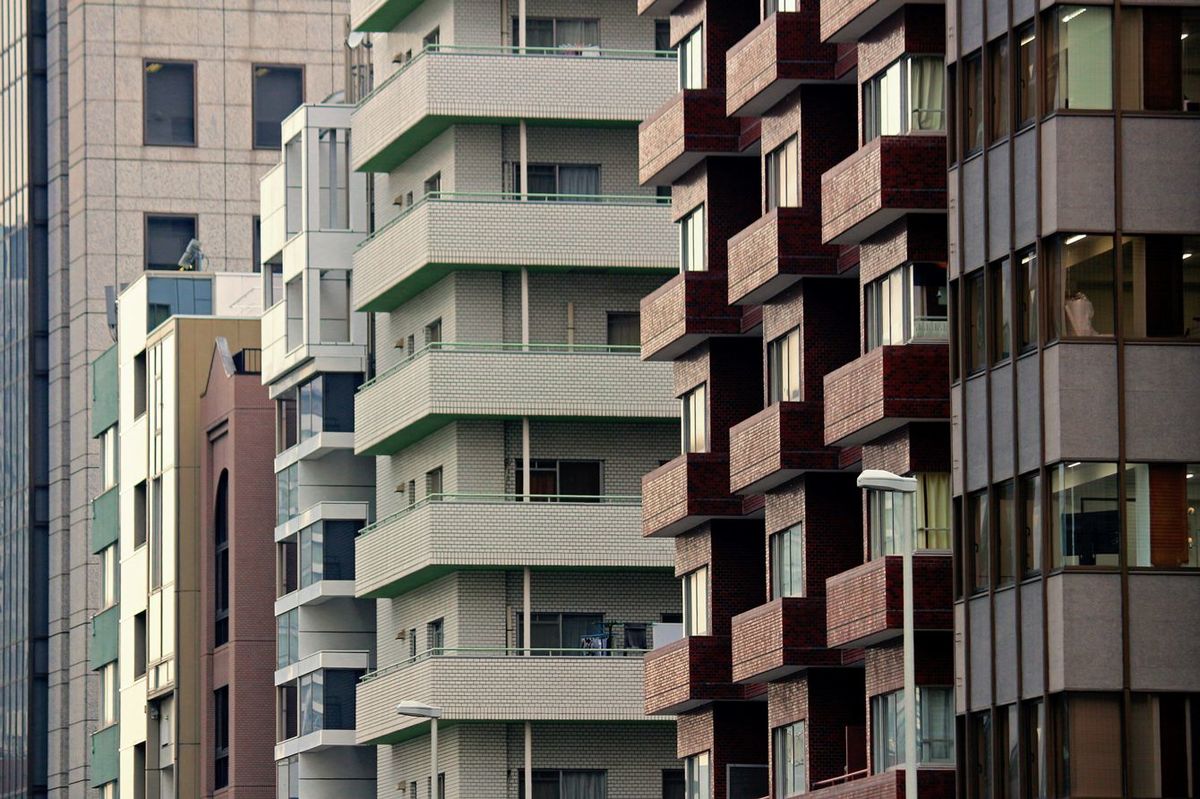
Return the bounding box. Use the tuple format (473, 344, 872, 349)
(637, 0, 686, 16)
(730, 597, 841, 683)
(639, 90, 751, 185)
(353, 193, 676, 312)
(824, 554, 953, 649)
(261, 299, 368, 386)
(820, 0, 944, 43)
(90, 605, 119, 669)
(726, 208, 841, 305)
(820, 136, 947, 246)
(357, 651, 656, 744)
(726, 10, 840, 117)
(353, 46, 677, 174)
(90, 724, 118, 788)
(728, 403, 841, 494)
(354, 343, 677, 455)
(823, 344, 948, 447)
(640, 272, 744, 361)
(808, 769, 955, 799)
(642, 453, 744, 538)
(351, 0, 424, 32)
(644, 635, 742, 715)
(355, 495, 673, 598)
(91, 486, 118, 553)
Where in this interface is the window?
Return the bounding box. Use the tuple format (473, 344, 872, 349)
(284, 134, 302, 236)
(607, 312, 640, 347)
(1020, 471, 1042, 576)
(996, 479, 1016, 586)
(1050, 462, 1121, 567)
(423, 172, 441, 196)
(918, 688, 955, 763)
(278, 535, 297, 597)
(1120, 235, 1200, 338)
(964, 51, 984, 153)
(1024, 699, 1046, 799)
(277, 394, 298, 454)
(1016, 249, 1038, 351)
(766, 136, 798, 210)
(970, 711, 993, 799)
(916, 473, 952, 549)
(1016, 24, 1037, 127)
(149, 477, 163, 589)
(144, 61, 195, 146)
(100, 426, 118, 491)
(1047, 233, 1115, 338)
(424, 318, 442, 346)
(992, 258, 1012, 362)
(511, 162, 600, 197)
(770, 524, 804, 599)
(1125, 463, 1200, 568)
(516, 612, 602, 653)
(145, 215, 196, 270)
(680, 205, 706, 272)
(684, 752, 710, 799)
(965, 269, 986, 373)
(99, 662, 117, 725)
(968, 489, 989, 592)
(765, 0, 797, 14)
(682, 384, 707, 453)
(1045, 6, 1113, 112)
(134, 611, 147, 677)
(866, 263, 949, 349)
(278, 681, 298, 741)
(1129, 693, 1200, 796)
(996, 705, 1019, 799)
(517, 770, 608, 799)
(869, 488, 912, 557)
(277, 755, 299, 799)
(512, 17, 599, 50)
(1052, 694, 1122, 797)
(515, 459, 602, 499)
(679, 26, 704, 89)
(214, 687, 229, 789)
(682, 567, 709, 637)
(284, 669, 360, 734)
(422, 27, 440, 49)
(655, 20, 671, 53)
(408, 628, 417, 659)
(100, 546, 118, 608)
(276, 608, 299, 669)
(134, 480, 147, 547)
(253, 65, 304, 149)
(663, 770, 686, 799)
(774, 722, 806, 797)
(767, 327, 801, 403)
(317, 128, 349, 229)
(863, 56, 946, 141)
(276, 463, 299, 524)
(133, 351, 147, 418)
(279, 519, 359, 595)
(427, 618, 444, 652)
(426, 467, 443, 500)
(990, 37, 1010, 141)
(1120, 8, 1200, 112)
(872, 690, 904, 770)
(215, 471, 230, 646)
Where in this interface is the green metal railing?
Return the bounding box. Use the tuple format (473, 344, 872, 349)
(360, 645, 652, 683)
(358, 340, 642, 392)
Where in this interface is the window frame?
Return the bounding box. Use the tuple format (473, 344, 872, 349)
(252, 63, 306, 150)
(770, 524, 805, 599)
(679, 25, 704, 90)
(767, 327, 802, 404)
(680, 204, 707, 272)
(142, 59, 197, 148)
(988, 35, 1011, 143)
(765, 136, 799, 211)
(681, 383, 708, 453)
(144, 213, 198, 272)
(774, 721, 807, 798)
(682, 566, 709, 637)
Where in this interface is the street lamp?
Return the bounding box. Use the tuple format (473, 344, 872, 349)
(397, 702, 442, 797)
(857, 470, 919, 799)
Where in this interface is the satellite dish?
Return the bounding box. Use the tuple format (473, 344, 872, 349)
(347, 31, 366, 49)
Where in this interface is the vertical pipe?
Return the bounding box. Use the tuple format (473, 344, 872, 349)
(903, 499, 918, 799)
(431, 717, 439, 798)
(566, 302, 575, 349)
(524, 721, 533, 798)
(522, 417, 531, 504)
(519, 120, 529, 202)
(518, 0, 526, 53)
(523, 566, 531, 656)
(521, 266, 529, 347)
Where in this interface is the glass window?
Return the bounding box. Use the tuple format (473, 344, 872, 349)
(426, 467, 443, 500)
(774, 721, 806, 797)
(607, 312, 640, 347)
(682, 567, 709, 637)
(765, 0, 797, 14)
(144, 61, 195, 146)
(277, 390, 298, 454)
(1045, 6, 1113, 112)
(680, 26, 704, 89)
(100, 545, 118, 608)
(253, 65, 304, 149)
(970, 711, 993, 799)
(990, 37, 1010, 141)
(655, 20, 671, 53)
(965, 270, 986, 373)
(770, 524, 804, 599)
(1120, 8, 1200, 112)
(145, 215, 197, 271)
(680, 205, 706, 272)
(910, 56, 946, 131)
(214, 686, 229, 789)
(992, 258, 1012, 362)
(866, 263, 948, 349)
(276, 463, 299, 525)
(100, 662, 117, 725)
(276, 608, 299, 669)
(215, 472, 230, 646)
(149, 477, 163, 589)
(916, 473, 952, 549)
(1047, 233, 1115, 338)
(422, 27, 440, 48)
(1024, 699, 1047, 799)
(1121, 235, 1200, 338)
(864, 56, 946, 142)
(285, 134, 302, 236)
(512, 17, 599, 50)
(1129, 693, 1199, 795)
(767, 328, 801, 403)
(1125, 463, 1200, 568)
(866, 267, 907, 349)
(872, 690, 905, 770)
(146, 276, 213, 332)
(1020, 471, 1043, 576)
(918, 688, 956, 764)
(1016, 25, 1037, 127)
(100, 426, 118, 491)
(1050, 462, 1121, 567)
(996, 705, 1019, 799)
(968, 489, 990, 592)
(1052, 694, 1122, 797)
(766, 136, 799, 211)
(1016, 249, 1038, 351)
(996, 479, 1016, 585)
(684, 752, 710, 799)
(964, 51, 984, 154)
(277, 755, 299, 799)
(682, 384, 707, 453)
(317, 128, 349, 230)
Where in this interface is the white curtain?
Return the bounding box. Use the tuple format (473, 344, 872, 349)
(561, 772, 606, 799)
(558, 166, 599, 196)
(916, 473, 951, 549)
(909, 56, 945, 131)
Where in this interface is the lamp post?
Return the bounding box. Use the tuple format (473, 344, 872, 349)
(396, 701, 443, 797)
(857, 470, 919, 799)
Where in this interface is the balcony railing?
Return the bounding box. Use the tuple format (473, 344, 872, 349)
(911, 315, 948, 341)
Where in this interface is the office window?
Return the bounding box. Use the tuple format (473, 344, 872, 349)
(100, 545, 117, 608)
(145, 215, 196, 270)
(991, 258, 1012, 363)
(99, 426, 118, 490)
(655, 20, 671, 53)
(1050, 462, 1121, 568)
(253, 65, 304, 149)
(1016, 25, 1037, 127)
(684, 752, 710, 799)
(1047, 233, 1115, 338)
(1120, 235, 1200, 338)
(214, 687, 229, 789)
(970, 711, 993, 799)
(765, 0, 797, 14)
(99, 662, 117, 725)
(682, 384, 707, 453)
(1052, 694, 1122, 797)
(215, 471, 230, 646)
(767, 327, 801, 404)
(1045, 6, 1113, 111)
(1120, 8, 1200, 112)
(606, 312, 640, 347)
(995, 479, 1016, 586)
(872, 690, 904, 770)
(1024, 699, 1047, 799)
(863, 56, 946, 142)
(774, 722, 806, 797)
(1125, 463, 1200, 568)
(965, 269, 986, 373)
(276, 608, 299, 669)
(765, 136, 798, 211)
(995, 705, 1019, 799)
(990, 37, 1010, 141)
(770, 524, 804, 599)
(144, 61, 195, 146)
(287, 520, 358, 588)
(317, 127, 349, 229)
(515, 459, 602, 499)
(964, 51, 984, 154)
(968, 489, 989, 592)
(276, 463, 299, 524)
(1015, 249, 1038, 351)
(1020, 471, 1042, 576)
(680, 205, 706, 272)
(682, 566, 709, 637)
(423, 172, 441, 196)
(679, 26, 704, 89)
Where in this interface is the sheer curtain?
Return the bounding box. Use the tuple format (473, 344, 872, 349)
(909, 56, 946, 131)
(558, 166, 599, 196)
(916, 473, 951, 549)
(561, 771, 606, 799)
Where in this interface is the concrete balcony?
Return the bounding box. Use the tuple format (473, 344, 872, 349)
(808, 769, 955, 799)
(729, 402, 841, 494)
(643, 635, 741, 715)
(640, 272, 744, 361)
(824, 554, 953, 649)
(820, 0, 944, 43)
(357, 652, 657, 744)
(639, 90, 754, 185)
(261, 298, 368, 387)
(726, 10, 840, 118)
(353, 194, 677, 312)
(727, 208, 842, 305)
(642, 453, 744, 538)
(352, 46, 677, 174)
(355, 496, 673, 598)
(260, 161, 287, 263)
(820, 135, 947, 246)
(351, 0, 424, 32)
(822, 343, 949, 447)
(730, 597, 841, 683)
(354, 343, 677, 455)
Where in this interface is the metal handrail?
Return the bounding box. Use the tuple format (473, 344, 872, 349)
(361, 645, 651, 683)
(358, 340, 642, 391)
(357, 492, 642, 538)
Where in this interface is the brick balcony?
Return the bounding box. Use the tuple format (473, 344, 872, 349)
(820, 135, 947, 246)
(727, 208, 842, 305)
(643, 635, 741, 715)
(642, 453, 744, 538)
(730, 597, 841, 683)
(728, 402, 841, 494)
(639, 90, 750, 185)
(637, 0, 686, 15)
(820, 0, 944, 43)
(726, 9, 840, 117)
(824, 555, 953, 649)
(640, 272, 744, 361)
(822, 344, 949, 447)
(807, 769, 956, 799)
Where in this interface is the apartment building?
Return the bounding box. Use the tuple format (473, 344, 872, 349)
(947, 2, 1200, 796)
(343, 0, 686, 796)
(258, 103, 377, 799)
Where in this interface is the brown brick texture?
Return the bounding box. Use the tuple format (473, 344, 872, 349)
(823, 343, 950, 446)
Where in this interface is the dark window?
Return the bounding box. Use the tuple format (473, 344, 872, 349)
(423, 27, 440, 48)
(252, 216, 261, 271)
(214, 687, 229, 789)
(655, 20, 671, 53)
(1119, 8, 1200, 112)
(1024, 699, 1046, 799)
(253, 65, 303, 149)
(134, 350, 147, 417)
(1051, 694, 1122, 796)
(989, 36, 1010, 142)
(1121, 235, 1200, 338)
(426, 467, 443, 500)
(606, 312, 640, 347)
(968, 489, 989, 593)
(427, 618, 444, 651)
(965, 270, 986, 374)
(515, 459, 602, 499)
(144, 61, 195, 146)
(995, 479, 1016, 586)
(278, 537, 298, 597)
(512, 162, 600, 197)
(964, 51, 984, 154)
(949, 279, 960, 382)
(516, 612, 604, 653)
(996, 704, 1018, 799)
(424, 318, 442, 345)
(278, 682, 298, 741)
(146, 276, 213, 331)
(215, 471, 230, 646)
(1015, 249, 1038, 352)
(134, 480, 148, 547)
(1049, 462, 1121, 568)
(663, 769, 685, 799)
(423, 172, 441, 195)
(991, 257, 1012, 363)
(134, 612, 147, 677)
(1016, 24, 1036, 127)
(145, 215, 196, 271)
(970, 711, 993, 799)
(1020, 471, 1042, 576)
